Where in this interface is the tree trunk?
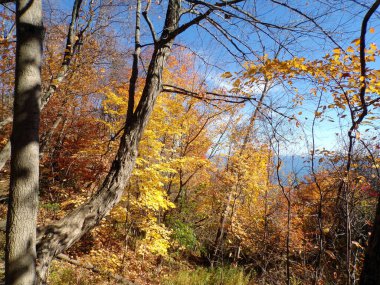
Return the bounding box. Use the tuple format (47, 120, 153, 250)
(35, 1, 183, 283)
(359, 195, 380, 285)
(212, 190, 232, 266)
(5, 1, 43, 284)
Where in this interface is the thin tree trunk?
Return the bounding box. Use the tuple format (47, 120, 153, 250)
(274, 144, 291, 285)
(212, 190, 233, 266)
(311, 94, 324, 284)
(345, 183, 352, 285)
(0, 0, 85, 172)
(39, 114, 63, 155)
(211, 82, 269, 266)
(5, 1, 43, 284)
(126, 0, 141, 123)
(286, 193, 291, 285)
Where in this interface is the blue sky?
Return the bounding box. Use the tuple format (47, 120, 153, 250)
(45, 0, 380, 155)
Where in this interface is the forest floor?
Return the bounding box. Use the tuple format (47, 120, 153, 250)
(0, 173, 191, 285)
(0, 175, 251, 285)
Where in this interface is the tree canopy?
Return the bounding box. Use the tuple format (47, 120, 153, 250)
(1, 0, 380, 284)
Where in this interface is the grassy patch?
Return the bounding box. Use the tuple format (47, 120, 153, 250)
(48, 261, 112, 285)
(163, 266, 253, 285)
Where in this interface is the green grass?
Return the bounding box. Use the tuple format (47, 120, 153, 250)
(163, 266, 252, 285)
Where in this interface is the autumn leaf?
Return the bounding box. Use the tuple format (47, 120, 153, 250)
(351, 38, 361, 46)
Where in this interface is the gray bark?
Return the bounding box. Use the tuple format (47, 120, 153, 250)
(35, 0, 183, 283)
(5, 0, 43, 284)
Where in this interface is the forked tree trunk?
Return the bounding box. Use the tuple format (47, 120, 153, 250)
(5, 1, 43, 284)
(35, 1, 182, 283)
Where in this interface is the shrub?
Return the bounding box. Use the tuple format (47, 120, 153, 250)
(171, 220, 198, 251)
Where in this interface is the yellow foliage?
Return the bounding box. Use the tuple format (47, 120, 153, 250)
(238, 44, 380, 123)
(137, 221, 172, 256)
(98, 51, 215, 256)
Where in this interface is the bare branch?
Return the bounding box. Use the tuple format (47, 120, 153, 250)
(206, 17, 249, 59)
(270, 0, 345, 51)
(162, 83, 296, 120)
(142, 0, 157, 43)
(127, 0, 142, 122)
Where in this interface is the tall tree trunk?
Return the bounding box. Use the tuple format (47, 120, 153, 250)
(356, 0, 380, 282)
(34, 1, 187, 283)
(5, 1, 43, 284)
(359, 195, 380, 285)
